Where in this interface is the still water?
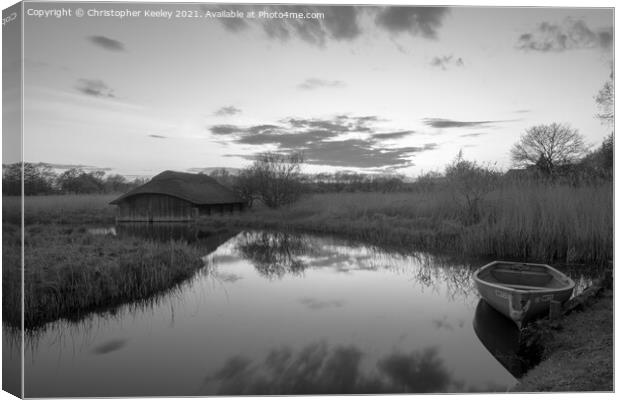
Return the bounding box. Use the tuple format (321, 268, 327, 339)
(8, 229, 595, 396)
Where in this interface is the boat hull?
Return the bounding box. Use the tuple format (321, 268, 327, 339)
(473, 261, 575, 328)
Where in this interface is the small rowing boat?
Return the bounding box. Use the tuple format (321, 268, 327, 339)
(473, 261, 575, 328)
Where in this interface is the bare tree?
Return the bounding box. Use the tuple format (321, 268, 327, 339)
(510, 123, 588, 176)
(242, 152, 304, 208)
(595, 70, 614, 125)
(445, 151, 499, 224)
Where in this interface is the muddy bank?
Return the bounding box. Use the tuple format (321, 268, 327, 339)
(513, 287, 613, 392)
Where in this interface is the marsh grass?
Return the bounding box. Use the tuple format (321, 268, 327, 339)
(2, 223, 207, 329)
(205, 182, 612, 265)
(3, 194, 118, 225)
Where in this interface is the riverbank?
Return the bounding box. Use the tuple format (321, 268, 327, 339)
(514, 288, 613, 392)
(2, 222, 215, 329)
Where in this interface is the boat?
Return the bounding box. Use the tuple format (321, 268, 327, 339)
(473, 261, 575, 328)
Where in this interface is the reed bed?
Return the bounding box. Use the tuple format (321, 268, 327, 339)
(2, 223, 206, 329)
(3, 194, 118, 225)
(208, 182, 612, 265)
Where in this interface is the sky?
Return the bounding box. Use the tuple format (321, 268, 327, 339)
(13, 1, 614, 177)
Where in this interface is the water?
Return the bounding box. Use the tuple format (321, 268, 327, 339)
(6, 229, 599, 396)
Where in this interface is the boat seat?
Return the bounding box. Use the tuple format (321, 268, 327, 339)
(492, 269, 550, 278)
(501, 283, 549, 291)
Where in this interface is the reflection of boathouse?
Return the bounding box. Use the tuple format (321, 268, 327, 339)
(110, 171, 245, 222)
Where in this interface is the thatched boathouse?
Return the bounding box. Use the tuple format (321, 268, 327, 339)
(110, 170, 245, 222)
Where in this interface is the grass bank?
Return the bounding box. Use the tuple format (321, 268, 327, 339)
(3, 194, 118, 225)
(204, 182, 612, 265)
(514, 289, 613, 392)
(2, 222, 209, 329)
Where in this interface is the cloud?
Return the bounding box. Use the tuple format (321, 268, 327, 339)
(371, 131, 416, 140)
(212, 6, 448, 47)
(210, 115, 437, 169)
(459, 133, 487, 138)
(298, 78, 346, 90)
(214, 106, 242, 116)
(423, 118, 514, 129)
(75, 79, 116, 98)
(88, 35, 125, 51)
(516, 19, 613, 52)
(375, 7, 450, 39)
(430, 55, 464, 70)
(148, 134, 167, 139)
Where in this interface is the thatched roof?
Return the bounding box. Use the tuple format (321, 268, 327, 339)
(110, 170, 243, 205)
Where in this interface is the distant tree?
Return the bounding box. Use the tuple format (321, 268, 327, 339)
(595, 71, 614, 125)
(2, 163, 22, 195)
(209, 168, 235, 188)
(23, 163, 55, 195)
(244, 152, 304, 208)
(445, 151, 499, 224)
(580, 134, 613, 179)
(233, 169, 260, 208)
(57, 168, 104, 194)
(104, 174, 129, 192)
(510, 123, 588, 176)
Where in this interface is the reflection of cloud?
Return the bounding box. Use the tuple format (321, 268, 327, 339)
(205, 341, 456, 394)
(299, 297, 345, 310)
(91, 339, 128, 355)
(516, 19, 612, 52)
(215, 272, 243, 283)
(76, 79, 116, 98)
(88, 35, 125, 51)
(298, 78, 346, 90)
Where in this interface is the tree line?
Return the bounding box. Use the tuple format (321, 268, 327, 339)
(2, 163, 146, 196)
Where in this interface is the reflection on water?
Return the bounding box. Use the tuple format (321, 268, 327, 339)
(5, 228, 601, 396)
(473, 300, 526, 378)
(202, 341, 457, 394)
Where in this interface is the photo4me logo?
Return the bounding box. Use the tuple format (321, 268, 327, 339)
(2, 11, 17, 26)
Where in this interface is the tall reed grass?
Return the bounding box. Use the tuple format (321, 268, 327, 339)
(207, 181, 612, 265)
(2, 223, 206, 329)
(3, 194, 118, 225)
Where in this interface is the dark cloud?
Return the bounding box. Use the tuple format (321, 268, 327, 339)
(213, 6, 447, 47)
(76, 79, 115, 98)
(423, 118, 514, 129)
(516, 19, 613, 52)
(375, 7, 450, 39)
(371, 131, 416, 140)
(298, 78, 346, 90)
(148, 134, 167, 139)
(430, 55, 464, 70)
(209, 115, 437, 169)
(214, 106, 242, 116)
(459, 133, 487, 138)
(88, 35, 125, 51)
(303, 140, 437, 168)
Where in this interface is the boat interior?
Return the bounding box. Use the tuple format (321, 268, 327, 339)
(478, 263, 566, 290)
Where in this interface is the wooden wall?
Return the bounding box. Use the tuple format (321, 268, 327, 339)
(116, 194, 245, 222)
(117, 194, 197, 222)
